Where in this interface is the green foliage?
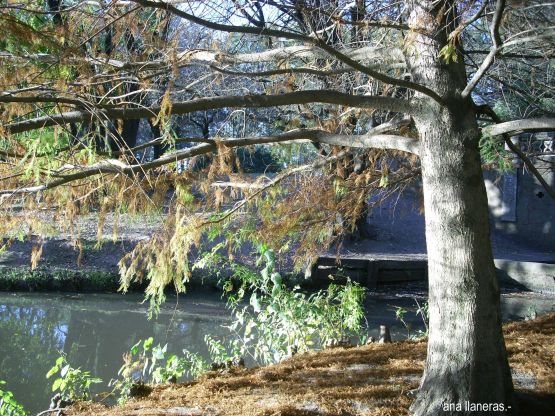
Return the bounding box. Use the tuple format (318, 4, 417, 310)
(110, 337, 209, 404)
(46, 355, 102, 402)
(439, 44, 459, 63)
(0, 381, 27, 416)
(114, 246, 367, 402)
(15, 129, 71, 183)
(220, 245, 367, 365)
(394, 299, 429, 340)
(0, 266, 119, 292)
(479, 134, 513, 173)
(110, 337, 152, 404)
(414, 299, 429, 334)
(394, 306, 411, 339)
(153, 350, 208, 384)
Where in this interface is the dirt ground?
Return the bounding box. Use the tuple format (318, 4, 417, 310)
(66, 312, 555, 416)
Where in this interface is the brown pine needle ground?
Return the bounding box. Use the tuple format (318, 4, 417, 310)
(68, 312, 555, 416)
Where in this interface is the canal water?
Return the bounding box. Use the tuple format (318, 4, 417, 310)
(0, 289, 553, 413)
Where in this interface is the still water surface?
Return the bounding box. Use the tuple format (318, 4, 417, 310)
(0, 290, 553, 413)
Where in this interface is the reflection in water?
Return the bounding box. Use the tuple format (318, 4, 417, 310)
(0, 293, 231, 413)
(0, 290, 553, 413)
(0, 303, 64, 409)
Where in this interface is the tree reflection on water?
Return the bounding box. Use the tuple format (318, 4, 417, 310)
(0, 293, 230, 413)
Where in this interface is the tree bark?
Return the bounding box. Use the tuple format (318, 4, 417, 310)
(412, 105, 514, 416)
(407, 1, 514, 415)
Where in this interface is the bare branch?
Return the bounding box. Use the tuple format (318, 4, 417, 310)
(461, 0, 506, 99)
(199, 150, 350, 227)
(483, 118, 555, 137)
(129, 0, 443, 103)
(211, 181, 265, 189)
(504, 138, 555, 202)
(0, 45, 405, 72)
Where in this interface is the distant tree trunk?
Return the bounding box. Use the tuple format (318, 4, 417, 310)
(407, 1, 514, 414)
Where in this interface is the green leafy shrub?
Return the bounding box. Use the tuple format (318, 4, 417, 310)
(46, 355, 102, 402)
(111, 337, 208, 404)
(479, 134, 513, 172)
(219, 245, 367, 365)
(0, 381, 27, 416)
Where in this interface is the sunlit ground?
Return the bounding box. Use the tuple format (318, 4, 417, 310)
(68, 312, 555, 416)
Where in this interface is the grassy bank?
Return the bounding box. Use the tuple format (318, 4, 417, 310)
(67, 312, 555, 416)
(0, 264, 254, 293)
(0, 266, 123, 292)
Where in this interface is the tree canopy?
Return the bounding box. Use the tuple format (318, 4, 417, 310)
(1, 1, 555, 414)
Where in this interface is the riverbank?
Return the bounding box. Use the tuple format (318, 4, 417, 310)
(2, 208, 554, 294)
(66, 312, 555, 416)
(0, 212, 287, 292)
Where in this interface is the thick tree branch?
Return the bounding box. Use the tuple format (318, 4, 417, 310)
(4, 118, 411, 160)
(482, 118, 555, 137)
(0, 94, 92, 107)
(1, 45, 405, 72)
(4, 90, 415, 135)
(0, 126, 418, 195)
(219, 129, 420, 155)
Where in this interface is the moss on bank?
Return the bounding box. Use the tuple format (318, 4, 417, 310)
(0, 265, 233, 293)
(0, 266, 123, 292)
(67, 312, 555, 416)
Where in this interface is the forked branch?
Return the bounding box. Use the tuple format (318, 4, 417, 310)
(461, 0, 506, 98)
(129, 0, 443, 103)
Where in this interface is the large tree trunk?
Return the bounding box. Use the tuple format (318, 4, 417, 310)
(407, 1, 514, 415)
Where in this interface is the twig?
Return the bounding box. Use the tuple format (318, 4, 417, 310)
(35, 409, 61, 416)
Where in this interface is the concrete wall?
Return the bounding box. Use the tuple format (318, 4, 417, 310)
(495, 259, 555, 294)
(484, 137, 555, 250)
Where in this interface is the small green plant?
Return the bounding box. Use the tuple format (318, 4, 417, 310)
(111, 337, 209, 404)
(414, 298, 429, 335)
(46, 355, 102, 402)
(110, 337, 153, 404)
(395, 306, 412, 338)
(394, 299, 429, 340)
(152, 350, 208, 384)
(0, 381, 27, 416)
